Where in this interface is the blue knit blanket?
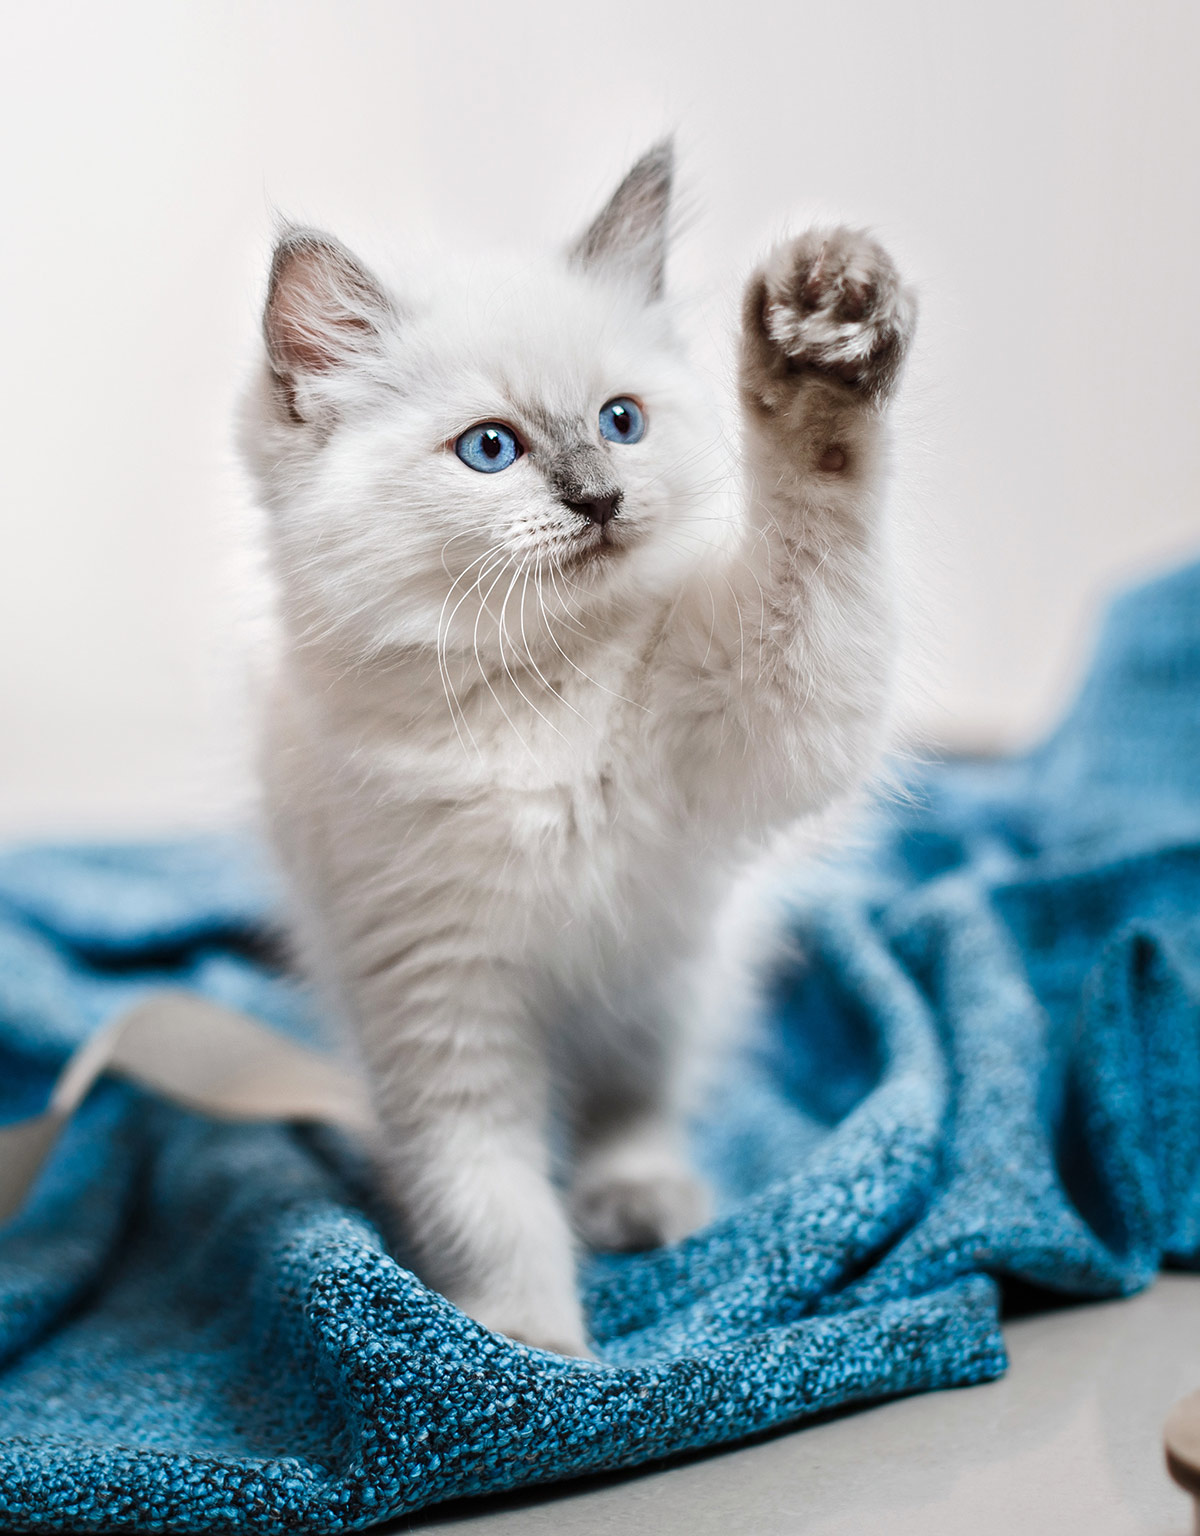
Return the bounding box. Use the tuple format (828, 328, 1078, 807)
(2, 561, 1198, 1533)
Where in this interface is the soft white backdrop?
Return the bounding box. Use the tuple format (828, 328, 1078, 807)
(2, 0, 1198, 837)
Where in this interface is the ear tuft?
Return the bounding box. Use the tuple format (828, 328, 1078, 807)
(569, 140, 674, 302)
(263, 228, 394, 397)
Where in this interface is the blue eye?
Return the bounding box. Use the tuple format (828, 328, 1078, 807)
(455, 422, 522, 473)
(598, 397, 645, 445)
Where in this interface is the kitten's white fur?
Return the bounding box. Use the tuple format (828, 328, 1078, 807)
(238, 144, 916, 1357)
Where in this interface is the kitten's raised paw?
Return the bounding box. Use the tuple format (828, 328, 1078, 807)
(572, 1160, 712, 1253)
(741, 226, 916, 411)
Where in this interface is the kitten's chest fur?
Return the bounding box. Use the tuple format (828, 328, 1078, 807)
(268, 624, 724, 1002)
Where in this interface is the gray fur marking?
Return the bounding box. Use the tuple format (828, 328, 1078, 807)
(569, 140, 673, 301)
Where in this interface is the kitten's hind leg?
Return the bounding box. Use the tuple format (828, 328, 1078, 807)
(568, 1012, 711, 1255)
(570, 1108, 712, 1253)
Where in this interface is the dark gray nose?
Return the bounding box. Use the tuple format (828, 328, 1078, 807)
(565, 491, 621, 527)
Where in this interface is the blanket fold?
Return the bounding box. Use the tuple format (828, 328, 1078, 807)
(2, 559, 1199, 1533)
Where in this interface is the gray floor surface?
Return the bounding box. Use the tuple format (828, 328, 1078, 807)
(393, 1275, 1199, 1536)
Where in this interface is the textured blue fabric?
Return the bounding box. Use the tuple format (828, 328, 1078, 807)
(1, 561, 1199, 1533)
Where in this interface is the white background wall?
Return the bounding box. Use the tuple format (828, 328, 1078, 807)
(2, 1, 1198, 838)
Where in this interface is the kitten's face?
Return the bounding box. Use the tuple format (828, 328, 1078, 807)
(241, 145, 727, 658)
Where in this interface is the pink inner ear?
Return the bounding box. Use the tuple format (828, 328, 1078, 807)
(265, 239, 381, 378)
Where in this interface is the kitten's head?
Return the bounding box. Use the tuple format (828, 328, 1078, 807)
(239, 143, 724, 660)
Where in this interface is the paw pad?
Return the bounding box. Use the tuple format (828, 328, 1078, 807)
(743, 226, 916, 404)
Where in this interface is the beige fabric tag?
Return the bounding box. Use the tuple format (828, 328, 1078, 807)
(0, 991, 373, 1225)
(1165, 1387, 1200, 1518)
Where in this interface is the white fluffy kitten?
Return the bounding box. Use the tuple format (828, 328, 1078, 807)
(239, 143, 915, 1357)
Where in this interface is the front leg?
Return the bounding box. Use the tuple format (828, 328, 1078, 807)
(654, 226, 917, 831)
(359, 963, 588, 1357)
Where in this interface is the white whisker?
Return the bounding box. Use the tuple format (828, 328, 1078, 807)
(520, 567, 590, 727)
(436, 542, 508, 753)
(496, 563, 566, 742)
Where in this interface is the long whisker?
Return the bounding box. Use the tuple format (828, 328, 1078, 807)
(438, 544, 508, 751)
(438, 527, 485, 580)
(544, 559, 589, 632)
(437, 549, 497, 738)
(472, 554, 546, 768)
(496, 562, 566, 741)
(538, 566, 649, 714)
(520, 567, 590, 727)
(438, 547, 507, 720)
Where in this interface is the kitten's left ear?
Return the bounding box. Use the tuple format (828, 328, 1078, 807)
(569, 140, 673, 302)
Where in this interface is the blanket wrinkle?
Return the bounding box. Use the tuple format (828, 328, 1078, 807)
(1, 557, 1199, 1532)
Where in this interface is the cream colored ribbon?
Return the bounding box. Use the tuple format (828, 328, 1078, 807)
(0, 991, 374, 1226)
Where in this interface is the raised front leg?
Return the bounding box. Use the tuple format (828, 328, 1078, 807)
(651, 226, 917, 833)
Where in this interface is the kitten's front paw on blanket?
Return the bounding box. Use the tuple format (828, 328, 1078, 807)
(572, 1156, 712, 1253)
(741, 226, 916, 411)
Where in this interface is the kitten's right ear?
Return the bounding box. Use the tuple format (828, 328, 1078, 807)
(263, 228, 396, 420)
